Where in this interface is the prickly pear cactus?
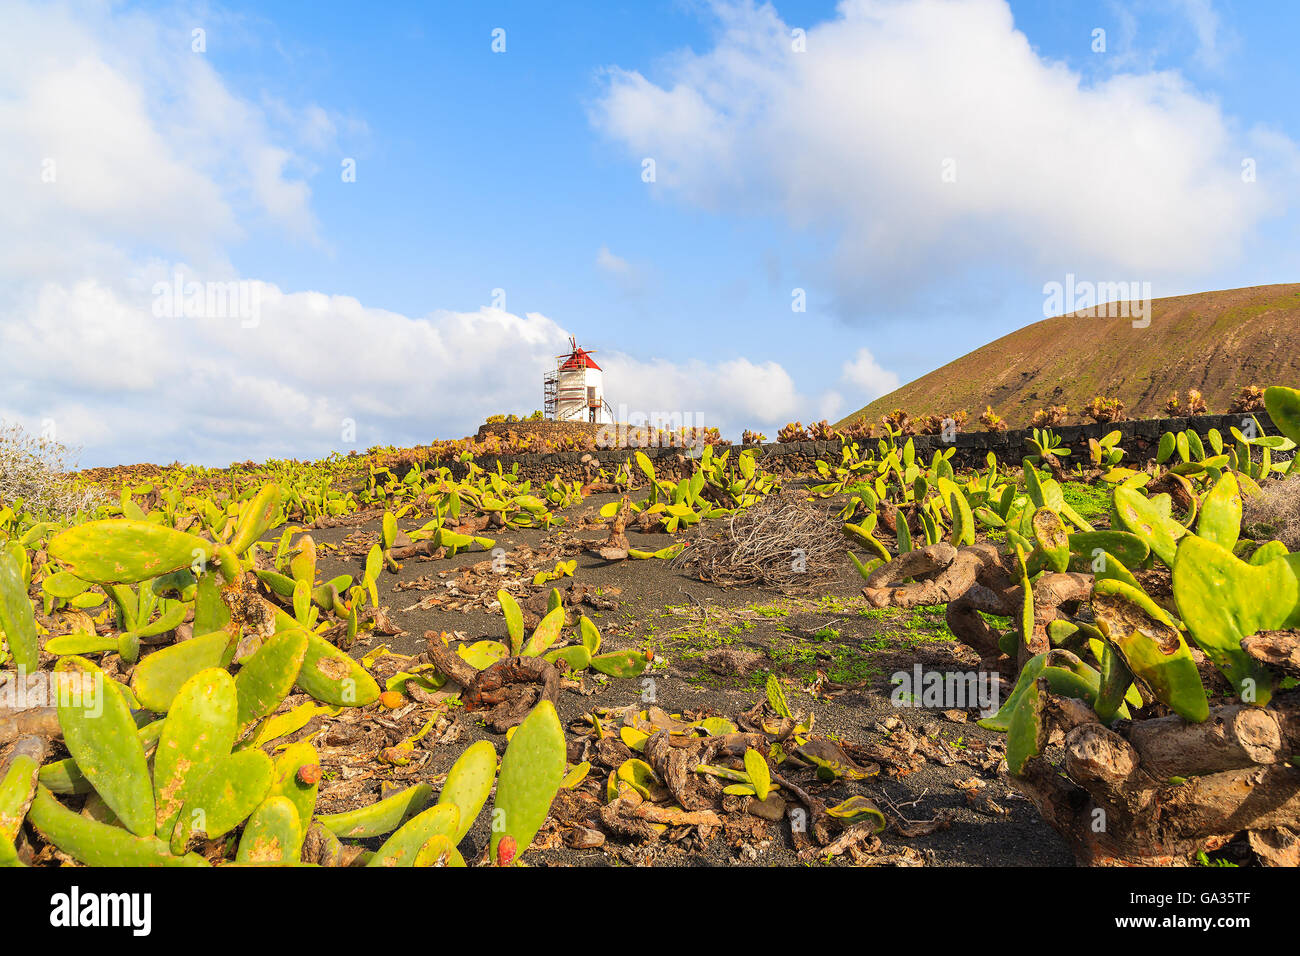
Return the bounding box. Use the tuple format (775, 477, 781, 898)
(295, 630, 380, 707)
(490, 700, 566, 866)
(236, 796, 302, 864)
(437, 740, 497, 844)
(153, 668, 239, 839)
(168, 749, 274, 854)
(315, 784, 433, 839)
(1172, 535, 1297, 707)
(0, 549, 38, 674)
(27, 787, 208, 867)
(367, 803, 459, 867)
(131, 630, 235, 713)
(234, 628, 308, 727)
(47, 520, 213, 585)
(54, 657, 155, 837)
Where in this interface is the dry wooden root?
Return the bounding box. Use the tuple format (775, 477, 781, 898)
(423, 630, 559, 732)
(595, 497, 631, 561)
(388, 539, 444, 561)
(1014, 683, 1300, 865)
(862, 543, 1094, 671)
(1243, 630, 1300, 677)
(0, 708, 60, 746)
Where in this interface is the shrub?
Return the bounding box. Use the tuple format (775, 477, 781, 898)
(1030, 405, 1068, 428)
(840, 418, 877, 440)
(1084, 397, 1126, 424)
(0, 423, 106, 520)
(978, 406, 1006, 432)
(741, 430, 767, 445)
(808, 420, 838, 441)
(1242, 476, 1300, 551)
(916, 410, 968, 435)
(1228, 386, 1267, 414)
(777, 422, 808, 443)
(1186, 388, 1208, 416)
(880, 409, 914, 436)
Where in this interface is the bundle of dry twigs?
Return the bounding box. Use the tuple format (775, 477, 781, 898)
(674, 491, 843, 591)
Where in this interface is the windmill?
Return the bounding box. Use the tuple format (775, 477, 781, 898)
(544, 336, 613, 424)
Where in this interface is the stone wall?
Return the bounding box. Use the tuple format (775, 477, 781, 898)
(414, 411, 1281, 484)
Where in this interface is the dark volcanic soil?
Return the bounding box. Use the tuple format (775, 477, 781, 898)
(302, 490, 1074, 867)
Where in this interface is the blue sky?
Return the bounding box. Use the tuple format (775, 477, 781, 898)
(3, 0, 1298, 465)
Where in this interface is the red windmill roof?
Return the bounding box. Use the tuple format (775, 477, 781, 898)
(560, 346, 601, 371)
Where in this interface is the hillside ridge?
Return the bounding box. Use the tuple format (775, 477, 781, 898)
(839, 283, 1300, 428)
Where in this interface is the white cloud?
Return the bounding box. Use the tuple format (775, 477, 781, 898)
(600, 353, 819, 435)
(1, 273, 582, 465)
(840, 347, 900, 401)
(0, 1, 848, 465)
(0, 0, 329, 280)
(590, 0, 1298, 313)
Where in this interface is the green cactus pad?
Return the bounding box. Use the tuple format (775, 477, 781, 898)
(235, 628, 308, 727)
(579, 616, 602, 654)
(458, 640, 508, 670)
(1031, 508, 1070, 573)
(413, 834, 466, 867)
(236, 796, 302, 864)
(1197, 472, 1242, 551)
(523, 605, 565, 657)
(1264, 386, 1300, 445)
(255, 569, 297, 597)
(294, 630, 380, 707)
(1113, 486, 1186, 567)
(230, 483, 281, 556)
(130, 630, 234, 713)
(1005, 676, 1044, 776)
(169, 749, 274, 854)
(266, 741, 319, 848)
(54, 657, 155, 837)
(153, 668, 239, 839)
(1172, 535, 1297, 708)
(367, 803, 460, 867)
(590, 648, 648, 678)
(315, 783, 433, 838)
(48, 520, 212, 584)
(1095, 643, 1134, 725)
(0, 751, 40, 849)
(28, 787, 208, 867)
(42, 632, 119, 656)
(40, 570, 92, 600)
(498, 589, 525, 655)
(1067, 531, 1150, 571)
(543, 645, 590, 671)
(1093, 580, 1208, 722)
(0, 549, 39, 673)
(743, 749, 772, 801)
(490, 700, 566, 866)
(436, 740, 497, 845)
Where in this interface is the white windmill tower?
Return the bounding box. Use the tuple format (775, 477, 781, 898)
(544, 336, 613, 424)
